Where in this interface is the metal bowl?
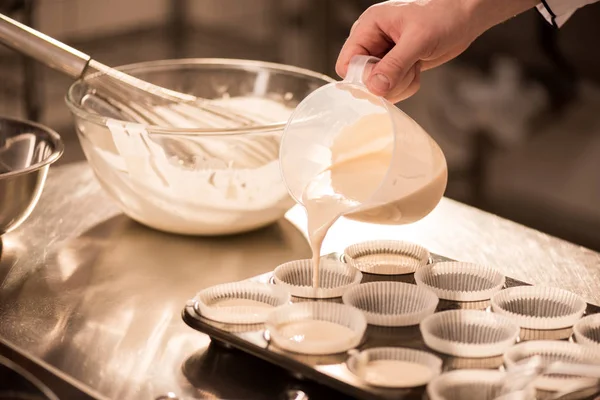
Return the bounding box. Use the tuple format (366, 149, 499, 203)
(0, 117, 64, 235)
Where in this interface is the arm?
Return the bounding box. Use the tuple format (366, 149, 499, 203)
(537, 0, 599, 27)
(336, 0, 597, 103)
(336, 0, 541, 103)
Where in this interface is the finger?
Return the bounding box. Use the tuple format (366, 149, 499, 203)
(390, 63, 422, 103)
(335, 19, 392, 79)
(421, 43, 470, 71)
(335, 40, 371, 79)
(366, 32, 430, 97)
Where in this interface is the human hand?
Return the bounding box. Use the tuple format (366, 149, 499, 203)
(336, 0, 539, 103)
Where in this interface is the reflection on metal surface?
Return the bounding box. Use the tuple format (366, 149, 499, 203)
(286, 389, 309, 400)
(182, 343, 344, 400)
(155, 393, 180, 400)
(0, 354, 59, 400)
(0, 163, 311, 400)
(1, 162, 600, 399)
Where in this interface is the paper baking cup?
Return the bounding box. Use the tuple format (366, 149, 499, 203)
(574, 313, 600, 348)
(342, 281, 439, 326)
(273, 258, 362, 299)
(343, 240, 430, 275)
(437, 299, 490, 311)
(427, 369, 536, 400)
(519, 326, 573, 341)
(414, 262, 505, 302)
(265, 302, 367, 355)
(504, 340, 600, 392)
(420, 309, 519, 358)
(444, 354, 504, 370)
(346, 347, 442, 388)
(195, 281, 291, 324)
(491, 286, 586, 330)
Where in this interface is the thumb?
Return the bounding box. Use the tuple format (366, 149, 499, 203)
(366, 35, 428, 97)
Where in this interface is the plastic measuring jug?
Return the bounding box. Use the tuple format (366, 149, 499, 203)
(279, 55, 448, 224)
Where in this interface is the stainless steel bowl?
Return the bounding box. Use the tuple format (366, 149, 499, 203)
(0, 117, 64, 235)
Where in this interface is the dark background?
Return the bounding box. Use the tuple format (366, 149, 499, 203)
(2, 0, 600, 250)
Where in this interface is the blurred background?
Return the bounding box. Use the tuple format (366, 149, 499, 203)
(1, 0, 600, 250)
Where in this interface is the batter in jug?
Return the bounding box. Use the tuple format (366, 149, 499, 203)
(302, 113, 447, 288)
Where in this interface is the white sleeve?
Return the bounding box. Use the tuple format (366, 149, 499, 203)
(537, 0, 598, 27)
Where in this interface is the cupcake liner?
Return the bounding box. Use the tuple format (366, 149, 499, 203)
(504, 340, 600, 392)
(427, 369, 536, 400)
(444, 354, 504, 370)
(359, 273, 415, 285)
(265, 302, 367, 355)
(414, 262, 505, 302)
(437, 299, 490, 311)
(194, 281, 291, 324)
(343, 240, 430, 275)
(420, 309, 519, 358)
(342, 281, 439, 327)
(573, 313, 600, 348)
(519, 326, 573, 341)
(346, 347, 442, 388)
(491, 286, 586, 330)
(273, 258, 362, 299)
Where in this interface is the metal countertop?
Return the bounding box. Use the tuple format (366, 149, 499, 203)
(1, 162, 599, 400)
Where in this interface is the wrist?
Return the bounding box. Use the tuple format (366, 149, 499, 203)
(462, 0, 540, 32)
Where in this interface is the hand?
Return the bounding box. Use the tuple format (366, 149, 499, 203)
(336, 0, 539, 103)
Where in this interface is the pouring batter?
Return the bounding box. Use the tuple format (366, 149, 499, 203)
(301, 112, 447, 287)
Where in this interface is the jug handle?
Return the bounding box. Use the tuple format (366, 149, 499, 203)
(344, 55, 381, 86)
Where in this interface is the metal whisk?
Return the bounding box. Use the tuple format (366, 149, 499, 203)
(0, 13, 260, 128)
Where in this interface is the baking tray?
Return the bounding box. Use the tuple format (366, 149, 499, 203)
(182, 253, 600, 400)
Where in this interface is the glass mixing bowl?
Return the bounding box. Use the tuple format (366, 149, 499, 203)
(66, 58, 334, 235)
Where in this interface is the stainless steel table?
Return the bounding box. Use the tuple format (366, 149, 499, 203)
(1, 162, 600, 400)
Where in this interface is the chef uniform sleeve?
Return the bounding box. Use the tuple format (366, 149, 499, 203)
(537, 0, 599, 27)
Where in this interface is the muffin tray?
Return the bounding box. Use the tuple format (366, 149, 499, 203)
(182, 253, 600, 400)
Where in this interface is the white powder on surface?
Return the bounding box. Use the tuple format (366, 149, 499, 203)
(84, 96, 296, 235)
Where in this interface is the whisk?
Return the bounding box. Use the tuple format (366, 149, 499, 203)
(0, 13, 260, 128)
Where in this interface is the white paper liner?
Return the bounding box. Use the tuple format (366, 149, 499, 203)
(427, 369, 536, 400)
(504, 340, 600, 392)
(420, 310, 519, 358)
(573, 313, 600, 348)
(437, 299, 490, 311)
(273, 258, 362, 299)
(445, 354, 504, 370)
(342, 281, 439, 326)
(195, 281, 291, 324)
(343, 240, 430, 275)
(265, 302, 367, 355)
(414, 262, 505, 302)
(346, 347, 442, 388)
(491, 286, 586, 330)
(519, 326, 573, 341)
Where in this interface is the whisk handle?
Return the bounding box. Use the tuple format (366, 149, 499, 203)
(0, 13, 90, 78)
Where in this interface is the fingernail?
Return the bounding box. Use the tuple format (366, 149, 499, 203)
(369, 74, 390, 93)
